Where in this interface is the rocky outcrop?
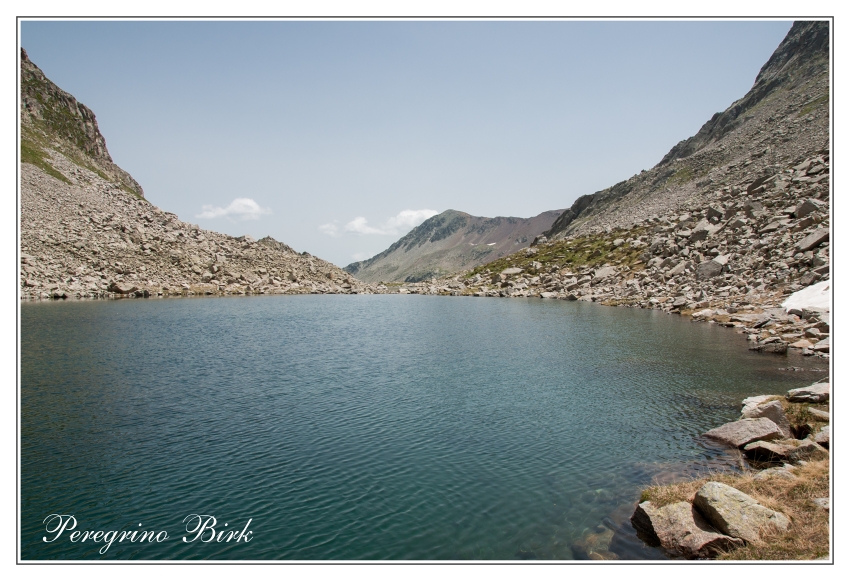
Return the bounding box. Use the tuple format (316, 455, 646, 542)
(343, 209, 562, 283)
(693, 482, 791, 544)
(20, 48, 144, 199)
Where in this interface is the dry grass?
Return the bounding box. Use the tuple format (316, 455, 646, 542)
(639, 459, 830, 560)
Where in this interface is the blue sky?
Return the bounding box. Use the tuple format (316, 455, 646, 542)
(20, 20, 794, 267)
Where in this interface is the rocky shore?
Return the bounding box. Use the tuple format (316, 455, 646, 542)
(629, 381, 830, 560)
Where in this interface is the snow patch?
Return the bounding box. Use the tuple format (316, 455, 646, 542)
(782, 279, 831, 312)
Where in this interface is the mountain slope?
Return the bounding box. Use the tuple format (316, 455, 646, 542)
(545, 20, 829, 240)
(343, 209, 562, 282)
(19, 48, 378, 298)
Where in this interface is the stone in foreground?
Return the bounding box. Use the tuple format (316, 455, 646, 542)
(743, 440, 793, 462)
(704, 417, 783, 448)
(814, 425, 830, 448)
(786, 440, 829, 464)
(631, 501, 742, 559)
(787, 383, 829, 403)
(741, 400, 792, 439)
(693, 482, 791, 543)
(740, 395, 775, 416)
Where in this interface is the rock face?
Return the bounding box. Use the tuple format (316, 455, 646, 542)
(343, 209, 563, 283)
(693, 482, 791, 543)
(741, 400, 792, 438)
(787, 383, 829, 403)
(704, 417, 783, 448)
(20, 48, 143, 199)
(631, 501, 742, 559)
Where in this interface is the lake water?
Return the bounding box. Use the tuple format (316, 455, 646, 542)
(20, 295, 826, 560)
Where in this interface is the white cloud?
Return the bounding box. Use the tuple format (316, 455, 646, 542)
(318, 222, 340, 237)
(197, 198, 271, 221)
(319, 209, 439, 237)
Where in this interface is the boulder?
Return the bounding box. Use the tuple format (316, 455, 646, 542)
(743, 440, 793, 462)
(501, 267, 523, 276)
(696, 258, 724, 280)
(786, 440, 828, 463)
(808, 408, 829, 421)
(812, 337, 829, 353)
(668, 261, 691, 276)
(814, 425, 829, 448)
(693, 482, 791, 543)
(592, 266, 618, 282)
(787, 383, 829, 403)
(704, 418, 783, 448)
(753, 466, 796, 481)
(107, 281, 138, 294)
(630, 501, 742, 559)
(741, 400, 792, 438)
(795, 228, 829, 252)
(741, 395, 775, 416)
(812, 498, 829, 511)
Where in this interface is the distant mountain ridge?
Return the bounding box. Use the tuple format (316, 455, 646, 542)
(344, 209, 562, 282)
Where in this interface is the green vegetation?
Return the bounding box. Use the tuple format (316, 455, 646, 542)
(464, 226, 649, 279)
(798, 93, 829, 117)
(667, 167, 695, 186)
(20, 138, 71, 184)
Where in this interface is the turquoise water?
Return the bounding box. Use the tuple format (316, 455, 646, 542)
(20, 295, 825, 560)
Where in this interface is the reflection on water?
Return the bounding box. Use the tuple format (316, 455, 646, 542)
(21, 295, 824, 560)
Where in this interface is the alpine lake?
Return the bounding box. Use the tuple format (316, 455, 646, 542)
(20, 294, 826, 560)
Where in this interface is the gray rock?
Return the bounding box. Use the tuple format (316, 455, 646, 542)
(808, 408, 829, 421)
(501, 267, 523, 276)
(794, 199, 823, 218)
(592, 266, 618, 282)
(672, 296, 689, 308)
(107, 281, 138, 294)
(630, 501, 742, 559)
(696, 259, 725, 280)
(814, 425, 829, 448)
(796, 228, 829, 252)
(753, 466, 796, 481)
(704, 417, 783, 448)
(741, 395, 775, 416)
(786, 440, 828, 463)
(668, 261, 691, 276)
(787, 383, 829, 403)
(693, 482, 791, 543)
(743, 440, 793, 462)
(812, 498, 829, 511)
(812, 337, 829, 353)
(742, 400, 792, 438)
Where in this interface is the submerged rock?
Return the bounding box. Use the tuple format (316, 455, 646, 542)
(693, 482, 790, 543)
